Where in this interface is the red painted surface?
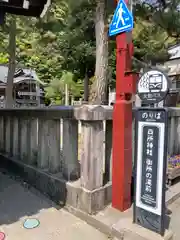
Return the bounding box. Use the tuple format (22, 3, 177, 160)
(112, 0, 137, 211)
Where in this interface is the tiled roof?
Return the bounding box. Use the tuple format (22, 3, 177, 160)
(0, 65, 45, 85)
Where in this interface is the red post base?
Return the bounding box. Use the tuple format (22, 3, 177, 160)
(112, 98, 133, 211)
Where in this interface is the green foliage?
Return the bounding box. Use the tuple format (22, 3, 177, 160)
(0, 52, 8, 64)
(148, 0, 180, 39)
(45, 71, 83, 103)
(0, 0, 179, 102)
(133, 1, 177, 64)
(0, 0, 93, 101)
(133, 17, 172, 64)
(59, 0, 96, 80)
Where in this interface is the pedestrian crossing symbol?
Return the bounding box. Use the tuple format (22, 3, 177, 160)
(109, 0, 133, 36)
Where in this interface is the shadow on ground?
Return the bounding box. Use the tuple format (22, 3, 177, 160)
(0, 169, 58, 226)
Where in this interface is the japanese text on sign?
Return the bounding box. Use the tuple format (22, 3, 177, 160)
(145, 129, 154, 193)
(142, 111, 161, 120)
(142, 92, 161, 100)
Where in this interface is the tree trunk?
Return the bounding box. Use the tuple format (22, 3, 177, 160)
(5, 17, 16, 108)
(89, 0, 109, 105)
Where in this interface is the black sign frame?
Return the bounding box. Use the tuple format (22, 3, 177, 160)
(133, 108, 168, 236)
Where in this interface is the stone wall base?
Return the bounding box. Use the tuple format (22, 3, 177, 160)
(66, 181, 112, 214)
(0, 154, 112, 214)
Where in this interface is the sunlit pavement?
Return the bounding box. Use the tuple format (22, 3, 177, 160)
(168, 197, 180, 240)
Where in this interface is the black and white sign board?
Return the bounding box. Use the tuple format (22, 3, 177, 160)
(137, 70, 170, 104)
(133, 108, 168, 236)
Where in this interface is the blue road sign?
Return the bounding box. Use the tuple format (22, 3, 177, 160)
(109, 0, 133, 37)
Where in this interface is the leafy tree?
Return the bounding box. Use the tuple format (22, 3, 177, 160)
(0, 0, 70, 104)
(45, 71, 83, 104)
(143, 0, 180, 39)
(133, 16, 173, 65)
(0, 0, 179, 105)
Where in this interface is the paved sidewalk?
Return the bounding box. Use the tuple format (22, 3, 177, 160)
(1, 168, 180, 240)
(0, 172, 109, 240)
(169, 197, 180, 240)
